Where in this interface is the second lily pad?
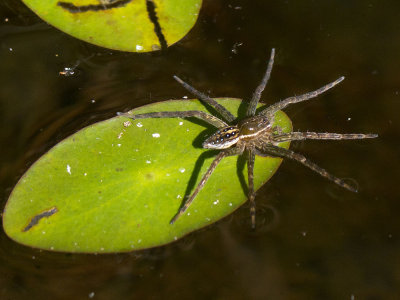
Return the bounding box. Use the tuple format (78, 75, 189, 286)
(22, 0, 202, 52)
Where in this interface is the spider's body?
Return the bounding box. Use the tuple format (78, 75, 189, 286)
(118, 49, 377, 228)
(204, 115, 274, 151)
(203, 126, 240, 149)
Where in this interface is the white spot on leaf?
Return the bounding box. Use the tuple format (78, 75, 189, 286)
(152, 133, 160, 138)
(66, 165, 71, 174)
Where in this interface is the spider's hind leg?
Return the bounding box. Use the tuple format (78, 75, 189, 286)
(247, 149, 257, 229)
(173, 76, 236, 123)
(170, 145, 244, 225)
(117, 110, 228, 128)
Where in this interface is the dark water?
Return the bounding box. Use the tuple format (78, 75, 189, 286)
(0, 0, 397, 299)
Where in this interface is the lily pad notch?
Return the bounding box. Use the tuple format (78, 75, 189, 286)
(22, 0, 202, 52)
(57, 0, 168, 50)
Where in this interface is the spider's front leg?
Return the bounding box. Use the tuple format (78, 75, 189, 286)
(271, 132, 378, 143)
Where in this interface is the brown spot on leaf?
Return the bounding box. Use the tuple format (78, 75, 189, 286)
(22, 207, 58, 232)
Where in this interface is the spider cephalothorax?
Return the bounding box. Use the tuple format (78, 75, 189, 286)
(118, 49, 377, 228)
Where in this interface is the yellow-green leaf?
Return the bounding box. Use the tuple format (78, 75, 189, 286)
(22, 0, 202, 52)
(3, 98, 292, 253)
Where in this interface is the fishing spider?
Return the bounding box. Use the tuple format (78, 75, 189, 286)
(118, 49, 377, 228)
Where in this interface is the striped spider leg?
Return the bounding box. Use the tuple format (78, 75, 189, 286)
(118, 48, 378, 228)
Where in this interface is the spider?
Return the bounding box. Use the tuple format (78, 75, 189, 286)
(118, 49, 377, 228)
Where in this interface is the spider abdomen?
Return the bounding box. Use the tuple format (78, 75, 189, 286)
(202, 126, 240, 149)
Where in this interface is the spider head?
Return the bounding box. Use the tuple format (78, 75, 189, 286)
(203, 126, 240, 149)
(238, 115, 272, 138)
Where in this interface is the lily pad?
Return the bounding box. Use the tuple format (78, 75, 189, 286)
(3, 98, 292, 253)
(22, 0, 202, 52)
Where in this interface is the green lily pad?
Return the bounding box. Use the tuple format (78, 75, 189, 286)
(22, 0, 202, 52)
(3, 98, 292, 253)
